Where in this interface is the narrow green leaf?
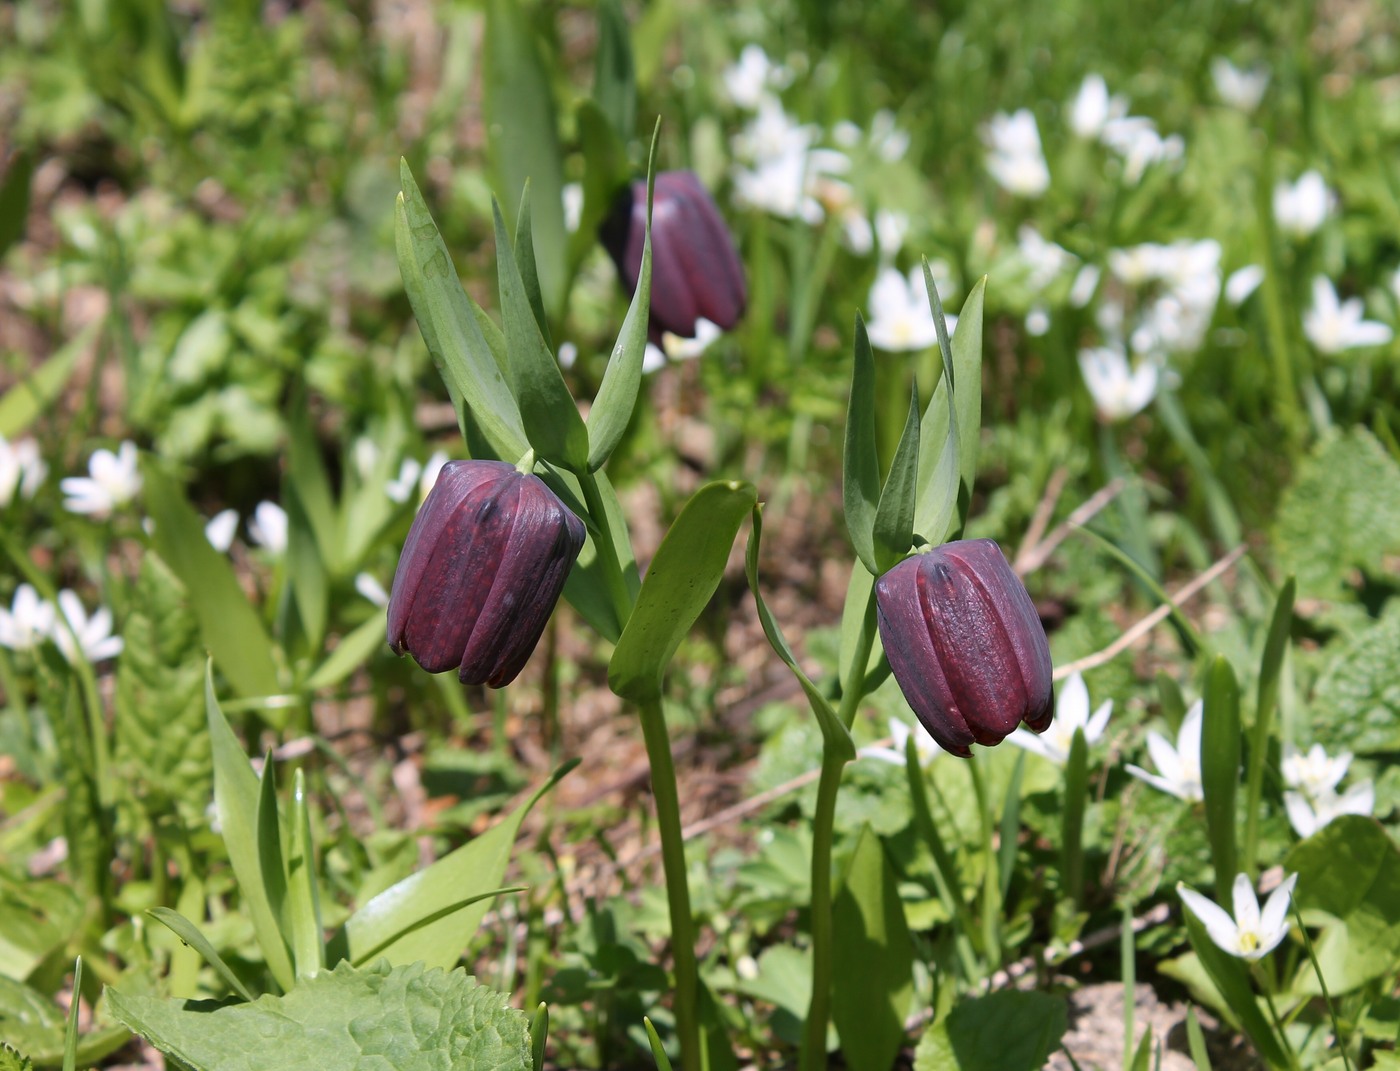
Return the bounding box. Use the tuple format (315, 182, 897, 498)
(745, 507, 855, 760)
(303, 612, 388, 693)
(950, 276, 986, 500)
(483, 0, 566, 314)
(285, 402, 339, 572)
(1122, 902, 1137, 1071)
(61, 957, 80, 1071)
(256, 757, 290, 958)
(832, 826, 914, 1071)
(913, 272, 963, 545)
(1128, 1026, 1155, 1071)
(1077, 525, 1202, 654)
(1062, 728, 1089, 908)
(998, 749, 1026, 902)
(147, 908, 258, 1003)
(1243, 577, 1294, 874)
(644, 1018, 675, 1071)
(1179, 905, 1291, 1069)
(905, 744, 980, 969)
(146, 465, 280, 699)
(348, 888, 526, 968)
(287, 769, 325, 979)
(1157, 671, 1187, 736)
(556, 467, 639, 642)
(513, 184, 552, 348)
(608, 481, 757, 702)
(1201, 655, 1241, 904)
(0, 150, 34, 259)
(0, 322, 97, 438)
(592, 0, 636, 140)
(337, 761, 575, 971)
(530, 1004, 549, 1071)
(569, 101, 627, 275)
(492, 199, 587, 470)
(396, 164, 528, 458)
(283, 486, 329, 658)
(588, 124, 657, 473)
(206, 667, 295, 991)
(1185, 1007, 1213, 1071)
(844, 315, 882, 576)
(873, 386, 921, 570)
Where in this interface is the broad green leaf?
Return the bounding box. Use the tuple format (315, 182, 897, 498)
(396, 163, 528, 459)
(492, 199, 587, 470)
(0, 878, 84, 983)
(1201, 655, 1240, 904)
(592, 0, 636, 141)
(0, 1044, 32, 1071)
(844, 315, 881, 576)
(1312, 610, 1400, 754)
(483, 0, 566, 315)
(832, 826, 914, 1071)
(1179, 906, 1290, 1068)
(1286, 816, 1400, 994)
(206, 669, 295, 991)
(873, 387, 920, 571)
(145, 465, 280, 700)
(348, 888, 525, 968)
(337, 762, 574, 971)
(0, 974, 129, 1067)
(608, 481, 757, 702)
(147, 908, 257, 1003)
(0, 322, 97, 439)
(1273, 428, 1400, 597)
(745, 506, 855, 760)
(587, 128, 656, 473)
(286, 770, 324, 979)
(303, 612, 388, 693)
(107, 961, 531, 1071)
(913, 990, 1067, 1071)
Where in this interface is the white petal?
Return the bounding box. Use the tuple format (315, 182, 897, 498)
(1145, 731, 1184, 784)
(1178, 701, 1204, 758)
(1178, 884, 1241, 954)
(1231, 873, 1262, 934)
(1126, 763, 1191, 800)
(1005, 728, 1061, 763)
(1257, 872, 1299, 950)
(1057, 673, 1090, 730)
(1085, 700, 1114, 743)
(1284, 792, 1319, 838)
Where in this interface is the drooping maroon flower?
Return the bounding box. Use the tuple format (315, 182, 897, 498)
(387, 460, 585, 687)
(599, 170, 747, 342)
(875, 539, 1054, 757)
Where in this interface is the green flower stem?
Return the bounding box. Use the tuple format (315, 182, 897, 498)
(800, 589, 876, 1071)
(1294, 904, 1354, 1071)
(967, 755, 1003, 971)
(636, 694, 701, 1071)
(578, 470, 637, 631)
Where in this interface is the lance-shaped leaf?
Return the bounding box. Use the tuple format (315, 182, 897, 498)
(914, 269, 973, 543)
(588, 126, 657, 472)
(609, 481, 757, 702)
(873, 386, 921, 571)
(484, 0, 566, 315)
(396, 161, 528, 460)
(491, 199, 588, 471)
(844, 314, 881, 576)
(592, 0, 636, 141)
(1202, 655, 1241, 904)
(746, 506, 855, 760)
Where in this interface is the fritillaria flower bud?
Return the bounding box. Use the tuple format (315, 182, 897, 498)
(875, 539, 1054, 758)
(600, 170, 747, 341)
(387, 460, 586, 687)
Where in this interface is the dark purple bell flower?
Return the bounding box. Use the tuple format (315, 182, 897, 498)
(599, 170, 747, 342)
(875, 539, 1054, 758)
(387, 460, 586, 687)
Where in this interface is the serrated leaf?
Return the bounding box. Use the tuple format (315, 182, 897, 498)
(108, 960, 531, 1071)
(832, 826, 914, 1071)
(0, 1042, 33, 1071)
(608, 481, 757, 702)
(913, 990, 1067, 1071)
(1312, 610, 1400, 754)
(1273, 428, 1400, 597)
(491, 199, 587, 470)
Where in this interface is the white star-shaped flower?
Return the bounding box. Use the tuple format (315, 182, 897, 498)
(1078, 346, 1160, 422)
(1281, 743, 1350, 798)
(205, 508, 240, 553)
(1284, 781, 1374, 838)
(0, 584, 55, 652)
(1126, 699, 1204, 801)
(1210, 58, 1269, 112)
(864, 267, 953, 352)
(1006, 672, 1112, 765)
(1273, 172, 1331, 239)
(1178, 872, 1297, 960)
(983, 110, 1050, 198)
(61, 441, 142, 518)
(0, 436, 48, 506)
(1303, 277, 1393, 354)
(248, 500, 289, 555)
(53, 590, 124, 664)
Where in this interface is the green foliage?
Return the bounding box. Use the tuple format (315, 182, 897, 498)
(108, 960, 532, 1071)
(1312, 610, 1400, 754)
(1273, 429, 1400, 598)
(913, 991, 1067, 1071)
(0, 974, 128, 1068)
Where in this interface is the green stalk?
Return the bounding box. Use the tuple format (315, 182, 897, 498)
(578, 470, 637, 629)
(637, 694, 701, 1071)
(800, 590, 876, 1071)
(1293, 904, 1353, 1071)
(967, 756, 1003, 971)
